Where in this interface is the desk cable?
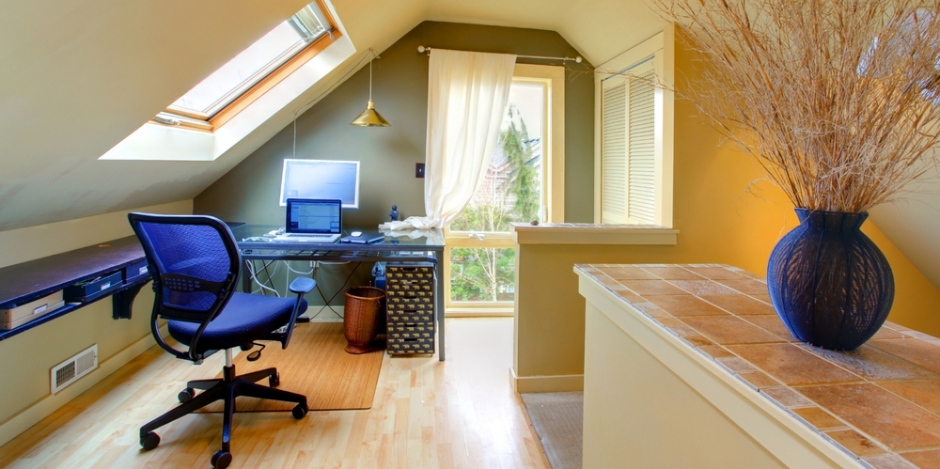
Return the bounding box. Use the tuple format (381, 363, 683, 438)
(244, 259, 281, 297)
(304, 261, 361, 321)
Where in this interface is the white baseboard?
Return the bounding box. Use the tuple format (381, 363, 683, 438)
(510, 367, 584, 393)
(0, 326, 166, 447)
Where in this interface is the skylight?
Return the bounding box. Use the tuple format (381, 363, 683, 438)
(168, 2, 330, 119)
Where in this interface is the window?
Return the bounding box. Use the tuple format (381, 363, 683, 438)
(595, 26, 674, 227)
(156, 0, 337, 131)
(444, 64, 565, 315)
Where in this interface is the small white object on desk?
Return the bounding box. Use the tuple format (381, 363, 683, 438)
(350, 231, 362, 237)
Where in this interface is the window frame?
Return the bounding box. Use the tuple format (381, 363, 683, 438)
(594, 24, 675, 227)
(151, 0, 341, 132)
(443, 63, 566, 316)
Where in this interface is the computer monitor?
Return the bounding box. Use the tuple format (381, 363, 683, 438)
(279, 159, 360, 208)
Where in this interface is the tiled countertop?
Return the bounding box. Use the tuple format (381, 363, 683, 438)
(576, 263, 940, 469)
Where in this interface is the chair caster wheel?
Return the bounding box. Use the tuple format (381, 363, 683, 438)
(211, 450, 232, 469)
(178, 388, 195, 404)
(140, 431, 160, 450)
(269, 372, 280, 388)
(292, 403, 308, 419)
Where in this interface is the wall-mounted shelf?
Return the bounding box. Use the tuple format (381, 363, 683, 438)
(0, 236, 150, 342)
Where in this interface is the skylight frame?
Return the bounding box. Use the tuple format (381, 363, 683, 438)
(155, 0, 338, 131)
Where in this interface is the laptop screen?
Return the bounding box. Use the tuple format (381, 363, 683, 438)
(285, 198, 341, 234)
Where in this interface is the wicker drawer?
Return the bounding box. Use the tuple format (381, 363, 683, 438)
(387, 322, 435, 333)
(388, 312, 433, 324)
(388, 329, 435, 340)
(388, 336, 435, 354)
(387, 281, 433, 293)
(387, 295, 434, 306)
(387, 289, 434, 299)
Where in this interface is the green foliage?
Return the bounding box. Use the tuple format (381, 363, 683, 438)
(501, 106, 540, 223)
(450, 246, 515, 302)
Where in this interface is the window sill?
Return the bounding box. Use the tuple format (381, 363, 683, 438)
(511, 223, 678, 245)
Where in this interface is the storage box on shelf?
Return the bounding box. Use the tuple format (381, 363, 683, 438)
(385, 263, 435, 355)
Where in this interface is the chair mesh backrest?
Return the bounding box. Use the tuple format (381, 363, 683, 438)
(135, 220, 236, 318)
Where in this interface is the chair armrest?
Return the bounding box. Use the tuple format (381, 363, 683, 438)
(289, 277, 316, 295)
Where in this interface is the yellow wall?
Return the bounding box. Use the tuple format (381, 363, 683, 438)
(0, 200, 192, 443)
(513, 28, 940, 385)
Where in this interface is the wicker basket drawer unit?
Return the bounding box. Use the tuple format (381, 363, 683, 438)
(385, 262, 435, 355)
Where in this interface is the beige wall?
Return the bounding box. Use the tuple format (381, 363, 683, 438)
(0, 200, 191, 440)
(513, 29, 940, 384)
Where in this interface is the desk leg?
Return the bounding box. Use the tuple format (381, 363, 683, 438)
(436, 258, 445, 361)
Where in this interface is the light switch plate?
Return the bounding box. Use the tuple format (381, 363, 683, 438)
(416, 163, 425, 178)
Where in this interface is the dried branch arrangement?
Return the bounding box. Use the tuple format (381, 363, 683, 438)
(652, 0, 940, 212)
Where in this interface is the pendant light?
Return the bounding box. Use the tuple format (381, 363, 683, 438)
(351, 51, 390, 127)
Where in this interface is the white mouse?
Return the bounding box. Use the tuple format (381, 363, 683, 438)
(351, 231, 362, 237)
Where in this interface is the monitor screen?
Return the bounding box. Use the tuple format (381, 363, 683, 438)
(286, 199, 341, 233)
(279, 159, 360, 208)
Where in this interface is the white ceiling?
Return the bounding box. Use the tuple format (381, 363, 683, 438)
(3, 0, 939, 290)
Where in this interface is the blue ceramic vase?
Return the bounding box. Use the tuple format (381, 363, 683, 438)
(766, 209, 894, 350)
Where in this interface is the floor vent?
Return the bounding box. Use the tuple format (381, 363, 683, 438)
(51, 344, 98, 394)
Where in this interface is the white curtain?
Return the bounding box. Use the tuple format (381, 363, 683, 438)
(383, 49, 516, 231)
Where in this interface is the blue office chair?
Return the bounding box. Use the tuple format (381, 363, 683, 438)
(128, 213, 315, 469)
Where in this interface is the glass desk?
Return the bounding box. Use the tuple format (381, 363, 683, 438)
(230, 225, 447, 361)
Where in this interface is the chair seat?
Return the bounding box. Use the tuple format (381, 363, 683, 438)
(168, 292, 308, 352)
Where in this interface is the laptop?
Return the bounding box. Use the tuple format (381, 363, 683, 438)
(271, 198, 342, 243)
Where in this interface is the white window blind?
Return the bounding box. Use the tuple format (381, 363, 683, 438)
(628, 68, 656, 224)
(602, 81, 627, 223)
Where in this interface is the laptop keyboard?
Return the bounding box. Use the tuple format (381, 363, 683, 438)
(284, 233, 333, 238)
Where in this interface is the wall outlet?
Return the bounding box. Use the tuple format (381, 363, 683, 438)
(415, 163, 425, 178)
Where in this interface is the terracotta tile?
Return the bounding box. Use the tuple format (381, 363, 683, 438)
(641, 266, 705, 280)
(727, 343, 860, 385)
(686, 266, 748, 280)
(681, 316, 785, 345)
(668, 280, 739, 296)
(634, 302, 671, 318)
(656, 317, 684, 327)
(701, 294, 778, 316)
(742, 315, 799, 342)
(792, 406, 846, 430)
(798, 383, 940, 451)
(825, 429, 887, 456)
(644, 295, 729, 317)
(902, 449, 940, 469)
(698, 345, 734, 358)
(666, 326, 714, 347)
(737, 370, 781, 388)
(864, 455, 919, 469)
(879, 380, 940, 415)
(884, 321, 912, 332)
(750, 293, 773, 304)
(715, 278, 770, 295)
(604, 267, 658, 280)
(715, 356, 755, 372)
(869, 339, 940, 375)
(596, 275, 622, 288)
(873, 327, 906, 340)
(796, 344, 938, 381)
(620, 280, 689, 296)
(610, 288, 642, 301)
(762, 386, 813, 407)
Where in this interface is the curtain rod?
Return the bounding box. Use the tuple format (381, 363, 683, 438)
(416, 45, 582, 63)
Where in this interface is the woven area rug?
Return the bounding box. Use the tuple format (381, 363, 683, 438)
(198, 322, 384, 412)
(521, 392, 584, 469)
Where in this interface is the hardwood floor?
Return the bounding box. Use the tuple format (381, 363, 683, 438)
(0, 318, 551, 469)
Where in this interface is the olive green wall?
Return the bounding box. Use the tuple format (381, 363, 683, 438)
(195, 21, 594, 226)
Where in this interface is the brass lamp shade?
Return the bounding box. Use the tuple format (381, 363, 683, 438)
(351, 100, 390, 127)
